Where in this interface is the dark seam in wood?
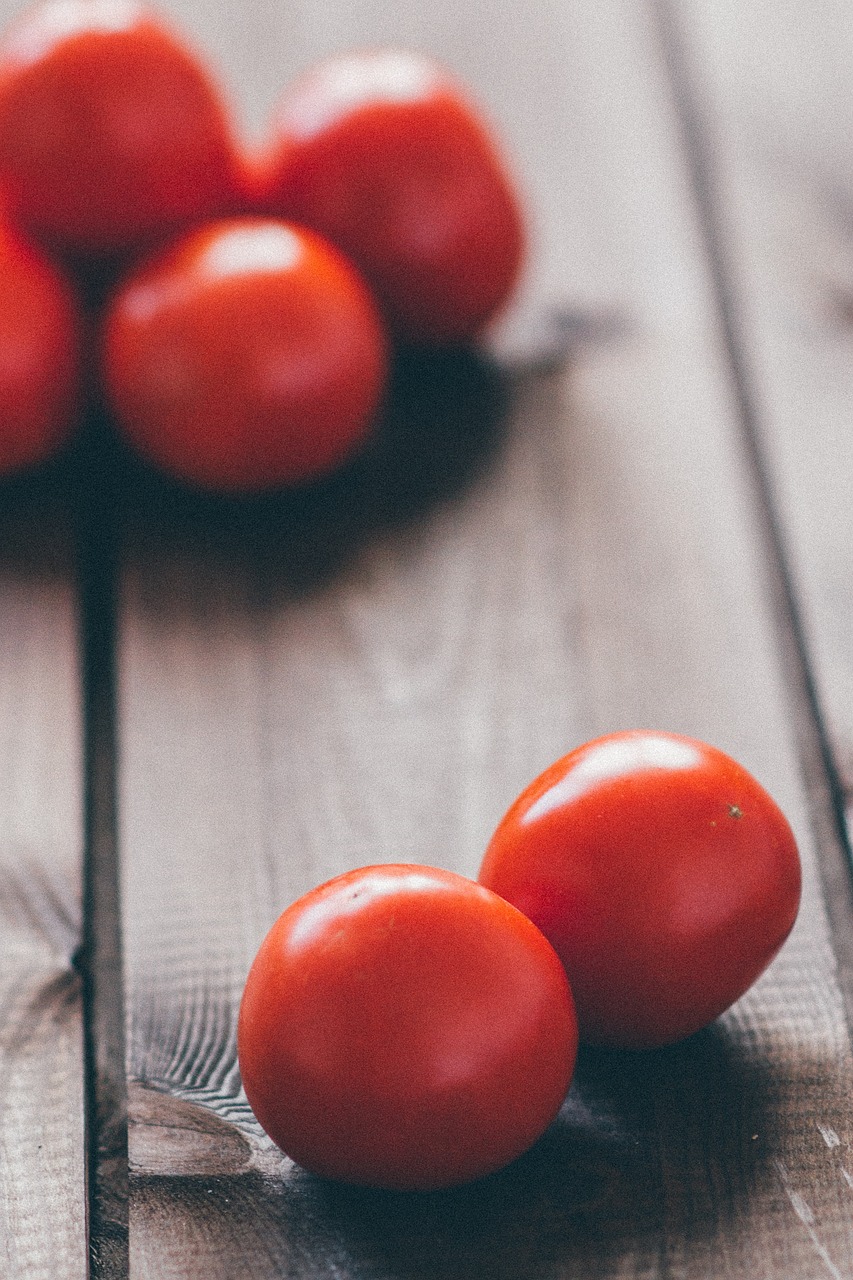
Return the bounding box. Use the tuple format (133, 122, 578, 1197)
(650, 0, 853, 1003)
(75, 413, 129, 1279)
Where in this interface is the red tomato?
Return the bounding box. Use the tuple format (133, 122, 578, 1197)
(0, 220, 80, 474)
(237, 864, 577, 1190)
(101, 218, 388, 491)
(0, 0, 244, 257)
(479, 731, 802, 1048)
(255, 49, 525, 345)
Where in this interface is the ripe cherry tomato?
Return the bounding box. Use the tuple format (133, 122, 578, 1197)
(238, 864, 577, 1190)
(0, 220, 80, 475)
(0, 0, 245, 257)
(479, 731, 802, 1048)
(101, 218, 388, 491)
(255, 49, 525, 345)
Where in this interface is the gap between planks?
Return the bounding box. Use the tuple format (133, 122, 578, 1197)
(75, 417, 128, 1278)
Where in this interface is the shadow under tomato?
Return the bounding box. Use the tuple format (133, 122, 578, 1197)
(131, 1020, 791, 1278)
(302, 1018, 773, 1269)
(73, 344, 511, 599)
(300, 1023, 778, 1277)
(0, 442, 81, 580)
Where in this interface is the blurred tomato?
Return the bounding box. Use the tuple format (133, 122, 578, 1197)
(0, 0, 245, 256)
(0, 220, 80, 474)
(479, 731, 802, 1047)
(102, 217, 388, 491)
(255, 49, 525, 344)
(238, 864, 577, 1189)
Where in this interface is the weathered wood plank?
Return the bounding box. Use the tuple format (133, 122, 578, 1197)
(0, 0, 89, 1262)
(0, 469, 85, 1279)
(0, 0, 91, 1263)
(119, 0, 853, 1275)
(670, 0, 853, 893)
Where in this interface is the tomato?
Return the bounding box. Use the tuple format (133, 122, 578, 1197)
(237, 864, 577, 1190)
(479, 731, 802, 1048)
(101, 218, 388, 491)
(0, 220, 80, 475)
(254, 49, 525, 345)
(0, 0, 244, 257)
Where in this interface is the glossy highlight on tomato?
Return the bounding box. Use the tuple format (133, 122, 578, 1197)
(102, 217, 388, 491)
(0, 219, 80, 474)
(479, 731, 802, 1048)
(237, 864, 577, 1190)
(255, 48, 525, 344)
(0, 0, 244, 256)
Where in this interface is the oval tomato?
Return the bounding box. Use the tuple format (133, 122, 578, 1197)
(101, 217, 388, 491)
(479, 731, 802, 1048)
(254, 49, 525, 345)
(0, 0, 244, 257)
(0, 220, 80, 474)
(237, 864, 577, 1190)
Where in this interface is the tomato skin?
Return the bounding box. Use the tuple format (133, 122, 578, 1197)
(0, 220, 80, 474)
(479, 731, 802, 1048)
(237, 864, 577, 1190)
(0, 0, 244, 256)
(255, 49, 525, 345)
(101, 217, 388, 491)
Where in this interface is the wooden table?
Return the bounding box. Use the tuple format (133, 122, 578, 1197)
(5, 0, 853, 1275)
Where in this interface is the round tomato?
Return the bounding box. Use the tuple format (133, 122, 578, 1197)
(254, 49, 525, 345)
(479, 731, 802, 1048)
(0, 220, 80, 475)
(101, 218, 388, 491)
(0, 0, 244, 257)
(237, 864, 577, 1190)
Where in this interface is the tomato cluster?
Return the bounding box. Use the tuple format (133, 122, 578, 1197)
(239, 730, 801, 1191)
(0, 0, 524, 490)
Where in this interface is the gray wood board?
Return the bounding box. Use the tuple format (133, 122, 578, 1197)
(671, 0, 853, 884)
(118, 0, 853, 1274)
(0, 470, 85, 1278)
(0, 2, 89, 1265)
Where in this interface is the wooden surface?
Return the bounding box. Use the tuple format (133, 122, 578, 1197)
(3, 0, 853, 1275)
(0, 465, 85, 1277)
(116, 0, 853, 1275)
(671, 0, 853, 977)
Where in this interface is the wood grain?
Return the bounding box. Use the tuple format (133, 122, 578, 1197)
(0, 0, 92, 1266)
(0, 470, 85, 1279)
(117, 0, 853, 1275)
(670, 0, 853, 903)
